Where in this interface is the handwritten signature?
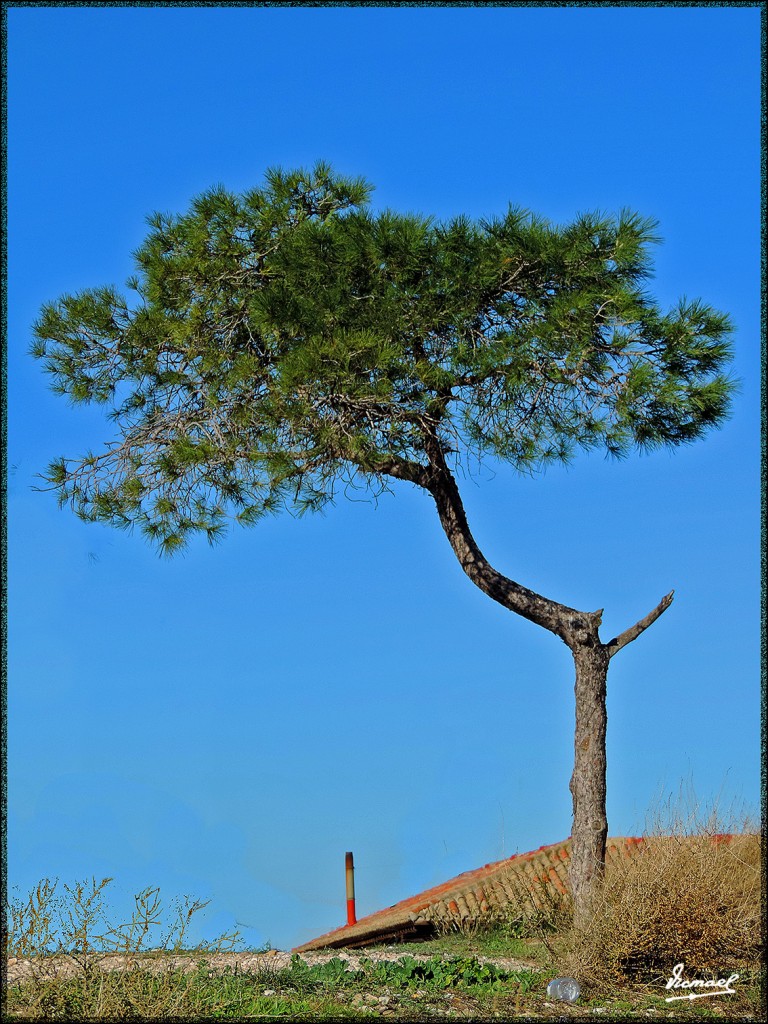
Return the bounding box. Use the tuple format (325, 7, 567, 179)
(665, 962, 739, 1002)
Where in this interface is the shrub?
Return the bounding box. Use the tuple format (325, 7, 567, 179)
(563, 801, 762, 986)
(3, 877, 244, 1020)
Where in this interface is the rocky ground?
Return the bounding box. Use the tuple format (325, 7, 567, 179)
(5, 945, 536, 987)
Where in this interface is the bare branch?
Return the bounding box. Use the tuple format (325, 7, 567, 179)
(605, 590, 675, 658)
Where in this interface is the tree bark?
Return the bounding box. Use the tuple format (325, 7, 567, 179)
(569, 638, 610, 929)
(379, 446, 674, 928)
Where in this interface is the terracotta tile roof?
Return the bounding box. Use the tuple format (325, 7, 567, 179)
(293, 836, 644, 952)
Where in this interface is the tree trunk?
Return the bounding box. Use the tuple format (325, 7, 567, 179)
(569, 639, 610, 929)
(379, 446, 674, 927)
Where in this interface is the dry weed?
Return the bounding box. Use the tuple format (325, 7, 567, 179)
(3, 876, 243, 1020)
(562, 794, 763, 987)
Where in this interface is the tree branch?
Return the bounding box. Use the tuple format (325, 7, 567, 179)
(373, 455, 431, 489)
(375, 433, 595, 644)
(605, 590, 675, 658)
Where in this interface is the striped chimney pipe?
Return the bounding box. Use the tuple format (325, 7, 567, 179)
(345, 852, 356, 926)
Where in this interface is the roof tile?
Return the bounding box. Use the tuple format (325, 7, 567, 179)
(293, 836, 645, 952)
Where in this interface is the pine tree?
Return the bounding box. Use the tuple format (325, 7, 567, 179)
(32, 163, 735, 924)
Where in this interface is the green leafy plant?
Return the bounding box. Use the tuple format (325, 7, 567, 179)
(356, 953, 512, 991)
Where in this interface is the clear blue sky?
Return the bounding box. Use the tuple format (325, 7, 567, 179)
(6, 5, 761, 951)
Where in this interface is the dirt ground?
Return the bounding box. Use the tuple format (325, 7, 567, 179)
(5, 946, 537, 987)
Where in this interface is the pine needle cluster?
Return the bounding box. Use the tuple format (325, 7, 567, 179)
(32, 162, 735, 553)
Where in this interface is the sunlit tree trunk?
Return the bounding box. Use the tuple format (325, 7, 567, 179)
(569, 640, 610, 928)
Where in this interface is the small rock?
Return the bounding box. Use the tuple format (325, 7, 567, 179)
(262, 989, 276, 996)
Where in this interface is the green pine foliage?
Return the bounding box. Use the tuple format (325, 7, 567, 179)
(32, 162, 736, 553)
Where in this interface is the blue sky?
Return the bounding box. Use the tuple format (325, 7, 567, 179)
(6, 5, 761, 951)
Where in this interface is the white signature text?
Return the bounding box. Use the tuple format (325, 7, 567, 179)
(665, 962, 738, 1002)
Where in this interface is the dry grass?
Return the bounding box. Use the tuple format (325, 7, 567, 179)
(430, 870, 572, 953)
(3, 876, 248, 1020)
(4, 876, 241, 961)
(562, 796, 763, 988)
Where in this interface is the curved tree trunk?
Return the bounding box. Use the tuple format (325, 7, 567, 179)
(378, 445, 674, 927)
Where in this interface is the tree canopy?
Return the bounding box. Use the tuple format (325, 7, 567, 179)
(33, 162, 735, 554)
(33, 162, 738, 925)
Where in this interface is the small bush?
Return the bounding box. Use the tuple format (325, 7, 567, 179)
(4, 876, 241, 960)
(3, 877, 244, 1020)
(563, 799, 762, 986)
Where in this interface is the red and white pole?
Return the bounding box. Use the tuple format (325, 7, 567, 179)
(345, 851, 357, 926)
